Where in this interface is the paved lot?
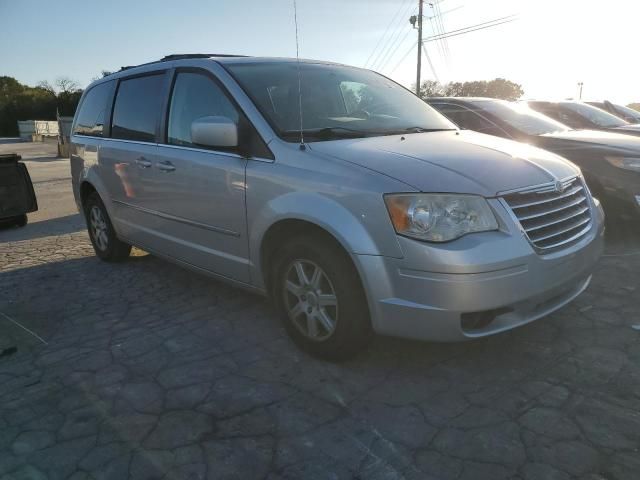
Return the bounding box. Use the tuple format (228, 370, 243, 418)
(1, 141, 640, 480)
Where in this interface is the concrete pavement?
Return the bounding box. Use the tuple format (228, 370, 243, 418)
(1, 140, 640, 479)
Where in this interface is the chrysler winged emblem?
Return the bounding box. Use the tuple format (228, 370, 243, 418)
(554, 180, 566, 193)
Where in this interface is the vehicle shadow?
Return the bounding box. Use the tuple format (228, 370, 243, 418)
(603, 215, 640, 253)
(0, 213, 85, 243)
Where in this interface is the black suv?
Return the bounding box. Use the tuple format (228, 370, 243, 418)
(587, 101, 640, 124)
(427, 97, 640, 219)
(527, 100, 640, 137)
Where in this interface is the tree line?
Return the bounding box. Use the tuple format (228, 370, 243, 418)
(416, 78, 525, 101)
(0, 76, 82, 137)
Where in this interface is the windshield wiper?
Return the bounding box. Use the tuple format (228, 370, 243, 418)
(399, 127, 458, 133)
(281, 127, 372, 140)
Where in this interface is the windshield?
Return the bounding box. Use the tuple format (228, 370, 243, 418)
(477, 100, 568, 135)
(225, 62, 456, 141)
(561, 102, 628, 127)
(613, 103, 640, 122)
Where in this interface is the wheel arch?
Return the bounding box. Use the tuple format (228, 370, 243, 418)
(250, 192, 400, 294)
(260, 219, 353, 295)
(79, 180, 97, 206)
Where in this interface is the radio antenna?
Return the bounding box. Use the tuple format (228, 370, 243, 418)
(293, 0, 305, 150)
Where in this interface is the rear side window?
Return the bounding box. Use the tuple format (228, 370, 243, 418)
(73, 81, 115, 137)
(168, 72, 239, 148)
(112, 74, 165, 142)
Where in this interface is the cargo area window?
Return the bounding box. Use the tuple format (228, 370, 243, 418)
(73, 81, 115, 137)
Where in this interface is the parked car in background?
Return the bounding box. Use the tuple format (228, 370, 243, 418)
(427, 97, 640, 219)
(71, 56, 604, 360)
(587, 101, 640, 123)
(527, 100, 640, 137)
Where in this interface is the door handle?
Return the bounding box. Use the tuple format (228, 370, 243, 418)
(156, 161, 176, 173)
(135, 157, 152, 168)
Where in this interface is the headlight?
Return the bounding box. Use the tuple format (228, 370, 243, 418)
(384, 193, 499, 242)
(605, 156, 640, 172)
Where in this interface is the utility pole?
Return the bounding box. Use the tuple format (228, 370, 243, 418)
(415, 0, 424, 96)
(577, 82, 584, 100)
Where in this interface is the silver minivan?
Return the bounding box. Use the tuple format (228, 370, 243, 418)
(71, 54, 604, 360)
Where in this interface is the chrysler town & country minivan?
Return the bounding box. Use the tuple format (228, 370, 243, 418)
(71, 54, 604, 359)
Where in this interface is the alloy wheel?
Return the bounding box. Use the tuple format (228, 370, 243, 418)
(89, 205, 109, 251)
(283, 259, 339, 341)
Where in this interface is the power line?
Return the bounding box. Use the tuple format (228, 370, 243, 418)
(424, 15, 518, 41)
(389, 41, 418, 76)
(371, 1, 416, 70)
(378, 24, 414, 72)
(426, 2, 448, 68)
(427, 15, 446, 65)
(368, 0, 413, 69)
(364, 0, 411, 67)
(436, 2, 453, 67)
(421, 43, 440, 83)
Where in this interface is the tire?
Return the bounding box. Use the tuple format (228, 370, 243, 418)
(15, 214, 27, 227)
(271, 235, 372, 361)
(84, 192, 131, 262)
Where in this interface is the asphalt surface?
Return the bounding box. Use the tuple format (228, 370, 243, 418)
(1, 140, 639, 480)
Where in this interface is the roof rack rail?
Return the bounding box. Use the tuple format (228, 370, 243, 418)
(160, 53, 248, 61)
(113, 54, 249, 74)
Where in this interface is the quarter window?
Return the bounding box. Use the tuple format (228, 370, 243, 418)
(168, 72, 239, 148)
(111, 74, 165, 142)
(73, 81, 115, 137)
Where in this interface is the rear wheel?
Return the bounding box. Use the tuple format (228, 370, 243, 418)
(272, 236, 372, 361)
(84, 192, 131, 262)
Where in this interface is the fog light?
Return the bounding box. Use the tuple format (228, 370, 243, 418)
(460, 307, 512, 332)
(635, 195, 640, 206)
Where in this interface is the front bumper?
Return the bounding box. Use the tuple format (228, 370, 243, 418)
(356, 198, 605, 341)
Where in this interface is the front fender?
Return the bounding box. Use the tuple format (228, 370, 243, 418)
(249, 191, 403, 289)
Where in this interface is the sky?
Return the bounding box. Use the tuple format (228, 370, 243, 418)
(1, 0, 639, 104)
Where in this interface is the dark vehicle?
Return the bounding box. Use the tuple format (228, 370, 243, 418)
(0, 153, 37, 228)
(587, 101, 640, 123)
(427, 97, 640, 218)
(527, 100, 640, 137)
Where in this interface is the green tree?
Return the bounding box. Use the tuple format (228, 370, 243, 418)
(0, 76, 82, 136)
(418, 79, 446, 98)
(417, 78, 524, 101)
(484, 78, 524, 101)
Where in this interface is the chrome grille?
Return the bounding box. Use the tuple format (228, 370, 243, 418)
(502, 177, 592, 252)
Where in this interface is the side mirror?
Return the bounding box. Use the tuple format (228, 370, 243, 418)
(191, 116, 238, 148)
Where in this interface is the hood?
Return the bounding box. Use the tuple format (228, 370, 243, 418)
(308, 130, 578, 196)
(541, 129, 640, 152)
(612, 124, 640, 134)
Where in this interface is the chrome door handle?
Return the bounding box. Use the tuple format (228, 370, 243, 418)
(135, 157, 152, 168)
(156, 161, 176, 173)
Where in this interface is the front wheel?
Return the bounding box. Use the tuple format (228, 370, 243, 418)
(272, 236, 372, 361)
(84, 192, 131, 262)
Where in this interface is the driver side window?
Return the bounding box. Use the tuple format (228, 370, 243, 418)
(168, 72, 239, 148)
